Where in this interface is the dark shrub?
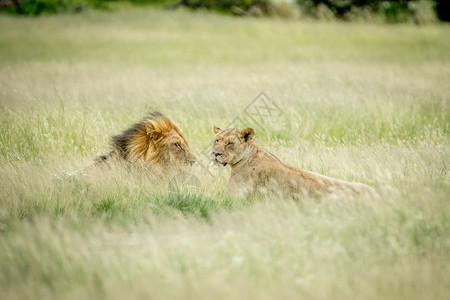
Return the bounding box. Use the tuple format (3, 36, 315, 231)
(296, 0, 435, 22)
(435, 0, 450, 21)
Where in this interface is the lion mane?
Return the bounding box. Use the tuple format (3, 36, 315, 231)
(96, 112, 195, 169)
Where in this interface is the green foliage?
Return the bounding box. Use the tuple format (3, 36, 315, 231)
(0, 0, 443, 22)
(17, 0, 72, 15)
(0, 0, 300, 17)
(0, 0, 106, 15)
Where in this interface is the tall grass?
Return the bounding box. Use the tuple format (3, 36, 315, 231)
(0, 7, 449, 300)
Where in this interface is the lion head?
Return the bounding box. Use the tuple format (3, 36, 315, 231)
(110, 112, 196, 171)
(211, 126, 255, 166)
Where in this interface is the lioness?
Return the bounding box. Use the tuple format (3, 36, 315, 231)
(211, 126, 376, 199)
(95, 112, 196, 173)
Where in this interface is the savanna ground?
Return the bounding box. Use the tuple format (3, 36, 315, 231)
(0, 5, 449, 299)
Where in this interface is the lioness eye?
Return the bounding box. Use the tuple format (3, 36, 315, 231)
(215, 139, 219, 143)
(227, 142, 233, 146)
(174, 143, 182, 149)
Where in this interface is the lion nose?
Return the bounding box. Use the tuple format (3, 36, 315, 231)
(214, 152, 222, 157)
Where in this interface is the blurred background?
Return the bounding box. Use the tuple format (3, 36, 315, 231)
(1, 0, 449, 22)
(1, 1, 449, 300)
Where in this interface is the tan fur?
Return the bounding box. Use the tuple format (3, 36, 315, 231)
(95, 112, 195, 173)
(211, 126, 376, 199)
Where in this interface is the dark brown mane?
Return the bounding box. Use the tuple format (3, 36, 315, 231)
(112, 112, 163, 160)
(96, 112, 186, 164)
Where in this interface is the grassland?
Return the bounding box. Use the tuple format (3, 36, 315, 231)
(0, 6, 449, 299)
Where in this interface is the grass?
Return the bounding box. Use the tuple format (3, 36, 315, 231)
(0, 6, 449, 300)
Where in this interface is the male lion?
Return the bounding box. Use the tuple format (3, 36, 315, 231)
(95, 112, 196, 174)
(211, 126, 376, 199)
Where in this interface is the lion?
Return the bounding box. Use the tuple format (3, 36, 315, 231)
(94, 112, 196, 174)
(211, 126, 376, 199)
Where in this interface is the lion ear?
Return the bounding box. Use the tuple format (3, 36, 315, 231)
(213, 126, 222, 134)
(240, 128, 255, 142)
(145, 121, 162, 140)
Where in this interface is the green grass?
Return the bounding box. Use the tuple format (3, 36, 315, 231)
(0, 6, 449, 300)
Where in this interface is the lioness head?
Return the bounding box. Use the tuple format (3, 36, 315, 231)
(211, 126, 255, 166)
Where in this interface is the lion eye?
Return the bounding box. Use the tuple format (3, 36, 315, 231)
(215, 139, 219, 143)
(174, 143, 182, 149)
(227, 142, 233, 146)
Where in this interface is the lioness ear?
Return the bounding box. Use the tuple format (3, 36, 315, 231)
(240, 128, 255, 142)
(145, 121, 162, 141)
(213, 126, 222, 134)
